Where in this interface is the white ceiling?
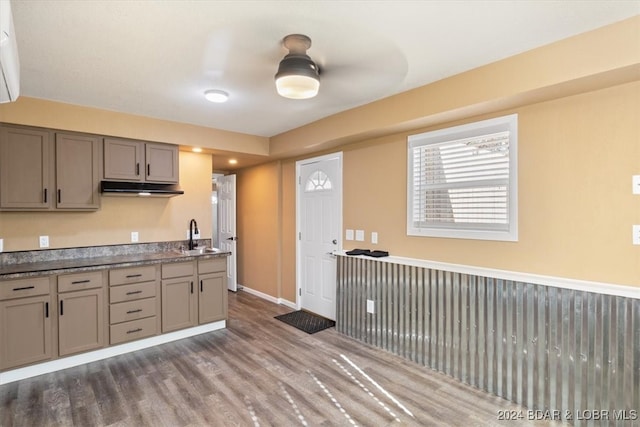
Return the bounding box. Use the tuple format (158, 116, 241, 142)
(9, 1, 640, 138)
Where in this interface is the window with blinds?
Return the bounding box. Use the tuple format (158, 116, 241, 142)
(407, 114, 518, 241)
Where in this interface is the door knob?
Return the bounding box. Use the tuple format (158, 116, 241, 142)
(332, 239, 337, 245)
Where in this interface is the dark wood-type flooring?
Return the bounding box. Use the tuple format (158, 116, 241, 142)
(1, 291, 563, 426)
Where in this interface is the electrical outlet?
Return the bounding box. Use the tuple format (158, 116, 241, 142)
(345, 229, 354, 241)
(371, 232, 378, 244)
(131, 231, 139, 243)
(186, 230, 201, 239)
(355, 230, 365, 242)
(0, 238, 3, 253)
(633, 225, 640, 245)
(39, 235, 49, 248)
(366, 299, 375, 314)
(633, 175, 640, 195)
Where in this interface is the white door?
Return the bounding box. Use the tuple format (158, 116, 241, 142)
(297, 153, 342, 320)
(217, 174, 237, 292)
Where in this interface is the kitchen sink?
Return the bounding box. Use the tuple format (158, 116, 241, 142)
(177, 247, 221, 256)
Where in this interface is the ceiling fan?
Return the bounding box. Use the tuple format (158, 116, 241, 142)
(274, 34, 320, 100)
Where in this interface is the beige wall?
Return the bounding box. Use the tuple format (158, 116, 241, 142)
(236, 162, 281, 297)
(0, 151, 213, 251)
(342, 82, 639, 287)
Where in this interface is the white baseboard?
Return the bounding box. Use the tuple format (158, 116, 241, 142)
(240, 285, 298, 310)
(0, 321, 225, 385)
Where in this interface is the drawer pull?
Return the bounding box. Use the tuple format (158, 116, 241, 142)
(126, 274, 143, 278)
(71, 279, 91, 285)
(126, 290, 142, 296)
(12, 285, 35, 291)
(127, 328, 143, 334)
(126, 309, 143, 314)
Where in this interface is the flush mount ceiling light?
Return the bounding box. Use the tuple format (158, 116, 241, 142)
(275, 34, 320, 100)
(204, 89, 229, 103)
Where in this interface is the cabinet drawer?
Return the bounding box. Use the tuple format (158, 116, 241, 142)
(109, 281, 156, 304)
(110, 316, 157, 345)
(198, 258, 226, 274)
(0, 277, 50, 300)
(58, 271, 103, 293)
(162, 261, 194, 279)
(109, 266, 156, 286)
(110, 298, 156, 324)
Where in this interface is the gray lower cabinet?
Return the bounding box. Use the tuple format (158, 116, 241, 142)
(198, 258, 227, 324)
(161, 261, 196, 333)
(57, 272, 105, 357)
(108, 265, 160, 345)
(0, 277, 53, 370)
(0, 256, 227, 372)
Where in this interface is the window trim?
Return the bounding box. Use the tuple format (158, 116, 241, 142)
(407, 114, 518, 242)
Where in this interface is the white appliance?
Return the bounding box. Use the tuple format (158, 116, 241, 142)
(0, 0, 20, 103)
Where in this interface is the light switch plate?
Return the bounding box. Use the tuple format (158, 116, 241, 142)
(131, 231, 139, 243)
(355, 230, 365, 241)
(345, 229, 354, 241)
(633, 225, 640, 245)
(371, 232, 378, 244)
(633, 175, 640, 195)
(39, 235, 49, 248)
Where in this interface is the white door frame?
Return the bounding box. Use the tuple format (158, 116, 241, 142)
(295, 152, 343, 311)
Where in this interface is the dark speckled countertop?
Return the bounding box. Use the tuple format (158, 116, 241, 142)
(0, 240, 230, 280)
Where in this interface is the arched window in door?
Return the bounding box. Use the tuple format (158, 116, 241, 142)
(305, 170, 333, 192)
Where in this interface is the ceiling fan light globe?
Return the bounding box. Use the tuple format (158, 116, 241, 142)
(276, 75, 320, 99)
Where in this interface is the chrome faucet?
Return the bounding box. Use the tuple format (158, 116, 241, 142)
(188, 219, 199, 250)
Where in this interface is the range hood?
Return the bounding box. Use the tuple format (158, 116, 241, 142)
(101, 181, 184, 197)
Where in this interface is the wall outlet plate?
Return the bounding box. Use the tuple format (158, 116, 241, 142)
(39, 235, 49, 248)
(633, 175, 640, 195)
(633, 225, 640, 245)
(366, 299, 375, 314)
(0, 238, 3, 253)
(371, 232, 378, 244)
(186, 230, 201, 239)
(131, 231, 139, 243)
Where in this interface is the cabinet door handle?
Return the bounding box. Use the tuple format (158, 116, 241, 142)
(12, 285, 35, 291)
(45, 302, 49, 318)
(200, 280, 203, 293)
(126, 328, 142, 334)
(71, 279, 90, 285)
(126, 274, 142, 278)
(147, 164, 150, 176)
(190, 281, 193, 294)
(44, 188, 48, 203)
(126, 290, 142, 296)
(57, 189, 61, 203)
(136, 163, 140, 176)
(60, 300, 64, 316)
(126, 309, 142, 314)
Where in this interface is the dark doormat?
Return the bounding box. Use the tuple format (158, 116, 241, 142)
(274, 310, 336, 334)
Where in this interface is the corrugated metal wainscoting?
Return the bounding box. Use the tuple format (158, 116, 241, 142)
(336, 256, 639, 426)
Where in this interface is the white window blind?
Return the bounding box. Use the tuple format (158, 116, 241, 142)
(407, 114, 518, 241)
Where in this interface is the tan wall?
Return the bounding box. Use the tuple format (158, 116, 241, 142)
(236, 162, 281, 297)
(342, 82, 639, 287)
(0, 151, 213, 251)
(280, 160, 297, 303)
(0, 97, 269, 155)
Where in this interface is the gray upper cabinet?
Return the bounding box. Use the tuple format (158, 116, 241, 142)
(104, 138, 179, 183)
(0, 125, 52, 209)
(55, 133, 101, 210)
(0, 124, 101, 211)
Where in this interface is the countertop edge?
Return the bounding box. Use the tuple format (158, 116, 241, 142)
(0, 252, 230, 281)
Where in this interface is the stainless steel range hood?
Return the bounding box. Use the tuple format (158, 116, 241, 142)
(101, 181, 184, 197)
